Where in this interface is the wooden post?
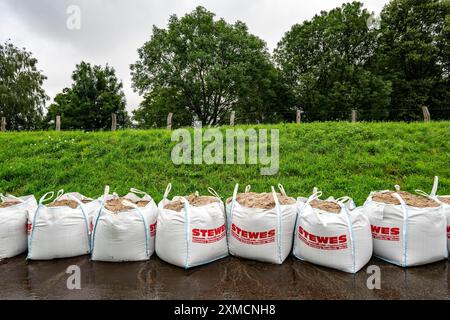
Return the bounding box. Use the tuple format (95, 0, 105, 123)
(296, 110, 302, 123)
(230, 111, 235, 126)
(1, 117, 5, 132)
(167, 112, 173, 130)
(422, 106, 430, 122)
(55, 115, 61, 131)
(351, 109, 357, 123)
(111, 113, 117, 131)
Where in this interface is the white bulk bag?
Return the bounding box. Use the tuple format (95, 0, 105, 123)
(0, 194, 37, 259)
(27, 190, 91, 260)
(156, 184, 228, 268)
(425, 176, 450, 257)
(91, 187, 158, 262)
(363, 185, 447, 267)
(293, 191, 372, 273)
(226, 184, 297, 264)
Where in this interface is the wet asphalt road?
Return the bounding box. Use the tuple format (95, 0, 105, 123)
(0, 254, 448, 300)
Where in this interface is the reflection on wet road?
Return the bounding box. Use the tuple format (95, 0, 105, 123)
(1, 255, 448, 299)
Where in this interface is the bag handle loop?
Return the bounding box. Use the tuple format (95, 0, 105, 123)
(277, 184, 287, 197)
(431, 176, 438, 197)
(163, 183, 172, 200)
(207, 187, 221, 199)
(55, 189, 64, 201)
(39, 191, 55, 205)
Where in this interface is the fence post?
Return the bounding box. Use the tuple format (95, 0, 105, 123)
(230, 111, 235, 126)
(296, 109, 302, 123)
(1, 117, 5, 132)
(422, 106, 430, 122)
(111, 113, 117, 131)
(55, 115, 61, 131)
(167, 112, 173, 130)
(351, 109, 357, 123)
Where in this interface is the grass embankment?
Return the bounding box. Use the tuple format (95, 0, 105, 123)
(0, 122, 449, 205)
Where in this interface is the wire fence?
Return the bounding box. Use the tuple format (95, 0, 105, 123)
(1, 106, 449, 132)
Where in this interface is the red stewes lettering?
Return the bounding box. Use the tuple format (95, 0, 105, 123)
(192, 224, 226, 244)
(298, 226, 348, 250)
(231, 223, 276, 245)
(371, 224, 400, 241)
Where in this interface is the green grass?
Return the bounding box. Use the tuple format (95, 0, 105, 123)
(0, 122, 449, 205)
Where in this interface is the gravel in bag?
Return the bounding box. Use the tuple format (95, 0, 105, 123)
(164, 194, 219, 212)
(226, 192, 295, 209)
(372, 191, 439, 208)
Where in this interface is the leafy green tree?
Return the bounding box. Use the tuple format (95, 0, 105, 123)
(275, 2, 392, 121)
(46, 62, 129, 130)
(131, 6, 289, 127)
(375, 0, 450, 120)
(0, 41, 48, 130)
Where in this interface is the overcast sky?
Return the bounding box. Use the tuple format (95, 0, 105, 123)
(0, 0, 389, 112)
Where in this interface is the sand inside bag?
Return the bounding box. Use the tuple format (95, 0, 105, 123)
(309, 199, 341, 213)
(438, 196, 450, 205)
(0, 201, 21, 208)
(164, 194, 219, 212)
(372, 191, 439, 208)
(105, 197, 150, 213)
(226, 192, 295, 209)
(47, 199, 79, 209)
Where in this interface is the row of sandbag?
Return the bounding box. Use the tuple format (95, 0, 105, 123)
(0, 177, 449, 274)
(0, 187, 157, 262)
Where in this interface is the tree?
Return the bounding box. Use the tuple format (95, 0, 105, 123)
(46, 62, 129, 130)
(0, 41, 48, 130)
(131, 6, 288, 127)
(375, 0, 450, 120)
(275, 2, 392, 121)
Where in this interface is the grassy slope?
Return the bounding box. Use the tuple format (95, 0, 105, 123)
(0, 122, 449, 205)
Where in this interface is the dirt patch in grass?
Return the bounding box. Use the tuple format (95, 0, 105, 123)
(226, 192, 295, 209)
(372, 191, 439, 208)
(0, 201, 21, 208)
(164, 194, 219, 212)
(310, 199, 341, 213)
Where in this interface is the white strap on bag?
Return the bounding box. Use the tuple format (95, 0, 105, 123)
(1, 193, 25, 203)
(67, 194, 92, 253)
(130, 187, 153, 204)
(271, 186, 282, 264)
(179, 197, 191, 268)
(207, 187, 221, 199)
(163, 183, 172, 200)
(122, 200, 150, 258)
(304, 189, 327, 226)
(392, 191, 409, 267)
(55, 189, 64, 201)
(337, 201, 356, 273)
(228, 184, 240, 239)
(431, 176, 439, 197)
(130, 187, 149, 197)
(39, 191, 55, 205)
(277, 184, 287, 197)
(245, 185, 251, 193)
(28, 191, 56, 259)
(336, 196, 356, 210)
